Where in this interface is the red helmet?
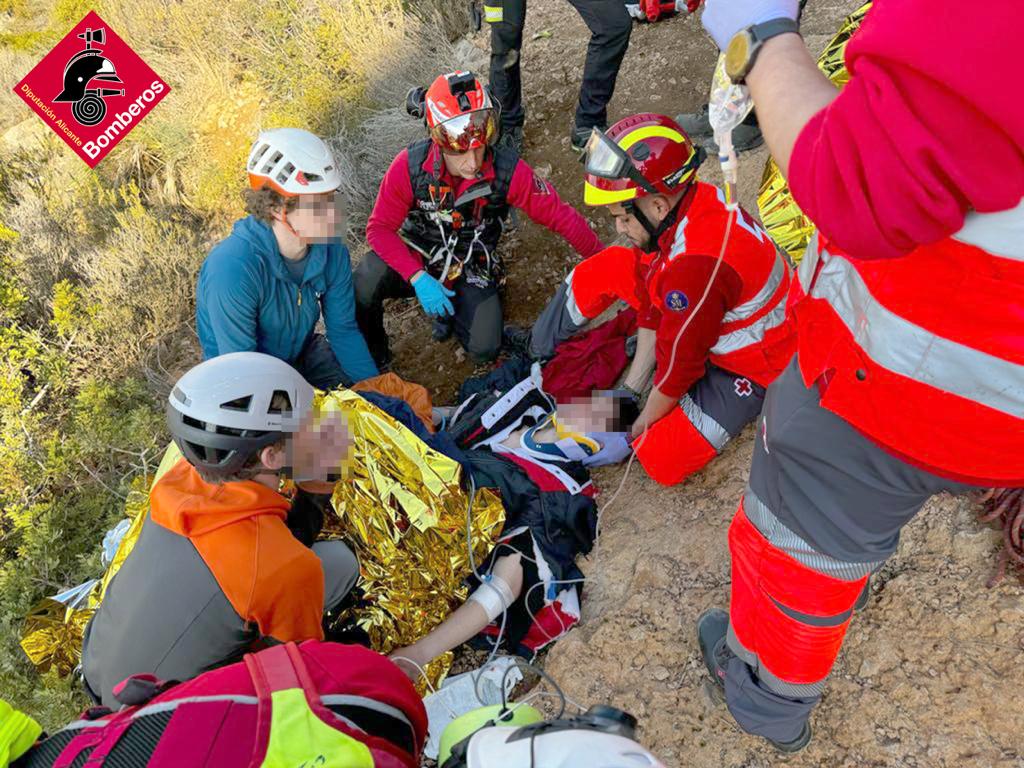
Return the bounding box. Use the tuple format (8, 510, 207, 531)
(582, 114, 702, 207)
(424, 71, 499, 153)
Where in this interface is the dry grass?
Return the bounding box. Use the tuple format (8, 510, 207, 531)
(0, 0, 483, 728)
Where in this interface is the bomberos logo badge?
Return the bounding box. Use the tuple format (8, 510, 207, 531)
(13, 11, 169, 168)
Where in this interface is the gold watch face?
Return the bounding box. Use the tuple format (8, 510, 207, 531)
(725, 30, 753, 82)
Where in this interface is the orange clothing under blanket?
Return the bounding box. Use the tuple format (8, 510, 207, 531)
(352, 372, 434, 432)
(149, 460, 326, 642)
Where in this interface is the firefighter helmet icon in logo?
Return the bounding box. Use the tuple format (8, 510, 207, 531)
(53, 26, 124, 126)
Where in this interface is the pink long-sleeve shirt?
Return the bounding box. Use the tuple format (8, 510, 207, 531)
(788, 0, 1024, 260)
(366, 144, 604, 281)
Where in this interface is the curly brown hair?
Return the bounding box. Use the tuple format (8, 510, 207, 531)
(242, 186, 298, 224)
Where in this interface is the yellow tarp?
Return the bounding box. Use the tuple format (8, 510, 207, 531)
(757, 3, 872, 261)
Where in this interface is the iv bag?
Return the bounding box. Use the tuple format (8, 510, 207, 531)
(708, 53, 754, 142)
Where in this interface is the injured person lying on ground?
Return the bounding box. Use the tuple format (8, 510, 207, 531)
(383, 373, 638, 679)
(319, 364, 637, 685)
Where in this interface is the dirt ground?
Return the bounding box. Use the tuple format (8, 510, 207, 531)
(377, 2, 1024, 766)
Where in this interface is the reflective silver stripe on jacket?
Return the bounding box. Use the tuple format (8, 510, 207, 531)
(797, 231, 820, 292)
(710, 301, 787, 356)
(710, 252, 789, 357)
(721, 250, 787, 324)
(952, 198, 1024, 262)
(744, 488, 882, 581)
(811, 249, 1024, 417)
(679, 394, 730, 451)
(562, 268, 588, 326)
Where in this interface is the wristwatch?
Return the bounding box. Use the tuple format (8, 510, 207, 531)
(724, 18, 800, 84)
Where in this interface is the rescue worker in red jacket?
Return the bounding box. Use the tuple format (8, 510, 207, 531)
(354, 71, 603, 367)
(524, 113, 796, 485)
(694, 0, 1024, 753)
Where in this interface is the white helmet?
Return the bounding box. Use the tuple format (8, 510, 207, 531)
(246, 128, 342, 196)
(460, 726, 667, 768)
(166, 352, 315, 479)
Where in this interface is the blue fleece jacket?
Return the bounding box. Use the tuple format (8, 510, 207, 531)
(195, 216, 378, 382)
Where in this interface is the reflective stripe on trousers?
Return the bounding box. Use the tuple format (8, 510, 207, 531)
(679, 393, 729, 451)
(801, 233, 1024, 418)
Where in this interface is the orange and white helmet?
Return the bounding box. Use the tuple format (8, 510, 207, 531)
(424, 71, 499, 153)
(246, 128, 342, 197)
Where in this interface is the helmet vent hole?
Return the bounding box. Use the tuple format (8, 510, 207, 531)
(261, 151, 283, 175)
(220, 395, 253, 412)
(248, 143, 270, 171)
(182, 414, 206, 431)
(268, 390, 293, 416)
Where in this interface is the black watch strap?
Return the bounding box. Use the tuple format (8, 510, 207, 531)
(749, 17, 800, 45)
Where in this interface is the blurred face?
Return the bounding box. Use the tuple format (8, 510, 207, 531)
(278, 190, 343, 243)
(607, 195, 671, 250)
(442, 145, 486, 179)
(261, 408, 352, 494)
(555, 394, 617, 435)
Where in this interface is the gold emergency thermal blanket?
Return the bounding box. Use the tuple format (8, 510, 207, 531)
(19, 448, 179, 676)
(23, 391, 504, 688)
(317, 389, 505, 687)
(757, 2, 871, 261)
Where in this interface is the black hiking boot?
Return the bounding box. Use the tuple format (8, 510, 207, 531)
(697, 607, 732, 704)
(675, 106, 764, 152)
(501, 324, 534, 358)
(571, 123, 601, 152)
(697, 608, 813, 754)
(432, 316, 454, 342)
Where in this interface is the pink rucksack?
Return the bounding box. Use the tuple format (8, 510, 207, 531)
(16, 641, 427, 768)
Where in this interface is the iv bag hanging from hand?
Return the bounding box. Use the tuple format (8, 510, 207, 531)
(708, 52, 753, 207)
(708, 53, 754, 140)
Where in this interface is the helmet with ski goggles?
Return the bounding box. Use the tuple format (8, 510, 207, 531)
(582, 113, 703, 207)
(424, 71, 500, 153)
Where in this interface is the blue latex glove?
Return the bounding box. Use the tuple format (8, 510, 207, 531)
(582, 432, 634, 468)
(411, 271, 455, 317)
(701, 0, 799, 50)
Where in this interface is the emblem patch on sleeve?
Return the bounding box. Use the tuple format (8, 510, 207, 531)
(664, 290, 689, 312)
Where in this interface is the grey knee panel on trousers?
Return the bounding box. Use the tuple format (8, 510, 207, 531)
(528, 277, 589, 359)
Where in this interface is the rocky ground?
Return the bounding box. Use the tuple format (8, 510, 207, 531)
(383, 1, 1024, 766)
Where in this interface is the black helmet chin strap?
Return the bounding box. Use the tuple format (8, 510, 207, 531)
(626, 191, 686, 254)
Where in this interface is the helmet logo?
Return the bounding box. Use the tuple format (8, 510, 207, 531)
(295, 170, 310, 186)
(53, 26, 124, 127)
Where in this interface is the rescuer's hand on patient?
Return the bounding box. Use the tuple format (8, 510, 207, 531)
(411, 271, 455, 317)
(582, 432, 634, 467)
(701, 0, 799, 49)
